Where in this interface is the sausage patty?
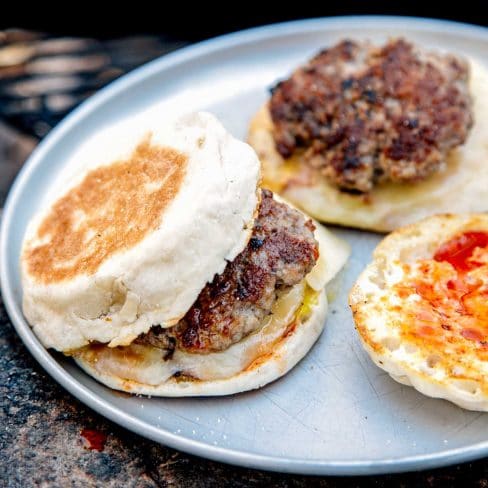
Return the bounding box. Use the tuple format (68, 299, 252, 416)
(269, 39, 473, 193)
(137, 190, 318, 355)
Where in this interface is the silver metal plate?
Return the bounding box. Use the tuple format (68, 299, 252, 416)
(1, 17, 487, 475)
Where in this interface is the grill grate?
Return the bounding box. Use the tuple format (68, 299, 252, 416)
(0, 29, 185, 138)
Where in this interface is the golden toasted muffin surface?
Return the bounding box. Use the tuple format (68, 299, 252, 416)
(24, 137, 188, 284)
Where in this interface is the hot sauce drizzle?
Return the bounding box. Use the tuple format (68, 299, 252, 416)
(394, 231, 488, 357)
(434, 231, 488, 272)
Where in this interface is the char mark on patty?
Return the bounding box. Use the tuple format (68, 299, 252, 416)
(269, 39, 473, 193)
(137, 190, 318, 354)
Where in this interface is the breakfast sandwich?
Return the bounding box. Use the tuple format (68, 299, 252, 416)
(21, 112, 349, 396)
(350, 213, 488, 411)
(248, 39, 488, 231)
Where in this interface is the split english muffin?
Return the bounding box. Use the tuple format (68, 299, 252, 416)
(350, 213, 488, 411)
(21, 111, 349, 396)
(248, 39, 488, 232)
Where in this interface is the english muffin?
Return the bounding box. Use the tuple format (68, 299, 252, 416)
(350, 213, 488, 410)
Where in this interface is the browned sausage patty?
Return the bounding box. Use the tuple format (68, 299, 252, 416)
(269, 39, 473, 193)
(137, 190, 318, 355)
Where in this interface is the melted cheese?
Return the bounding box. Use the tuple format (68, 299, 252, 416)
(76, 281, 310, 384)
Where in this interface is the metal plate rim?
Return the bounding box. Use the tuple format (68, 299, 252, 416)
(2, 16, 488, 475)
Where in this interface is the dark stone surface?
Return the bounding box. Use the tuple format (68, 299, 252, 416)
(2, 293, 488, 487)
(0, 122, 36, 206)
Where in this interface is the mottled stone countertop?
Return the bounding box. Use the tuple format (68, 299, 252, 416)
(1, 31, 487, 487)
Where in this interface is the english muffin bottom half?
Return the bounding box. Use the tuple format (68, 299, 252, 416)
(21, 112, 349, 396)
(248, 39, 488, 232)
(350, 213, 488, 411)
